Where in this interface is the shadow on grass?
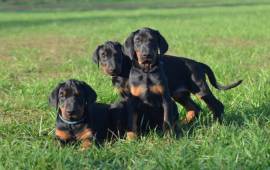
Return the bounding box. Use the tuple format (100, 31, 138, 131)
(225, 101, 270, 126)
(178, 98, 270, 138)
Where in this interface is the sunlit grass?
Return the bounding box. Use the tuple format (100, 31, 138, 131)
(0, 1, 270, 169)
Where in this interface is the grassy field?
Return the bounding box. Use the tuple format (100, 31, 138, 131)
(0, 0, 270, 169)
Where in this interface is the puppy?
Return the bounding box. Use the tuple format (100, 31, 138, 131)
(49, 79, 127, 149)
(93, 41, 131, 99)
(92, 28, 242, 124)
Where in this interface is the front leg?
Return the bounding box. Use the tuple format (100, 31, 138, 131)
(126, 98, 138, 140)
(149, 84, 174, 132)
(162, 94, 174, 132)
(55, 128, 71, 145)
(76, 128, 94, 150)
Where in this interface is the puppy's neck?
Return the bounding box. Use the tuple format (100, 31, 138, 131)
(132, 59, 159, 73)
(58, 112, 87, 125)
(119, 54, 132, 78)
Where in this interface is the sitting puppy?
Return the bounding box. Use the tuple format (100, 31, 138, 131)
(92, 28, 242, 124)
(49, 79, 127, 149)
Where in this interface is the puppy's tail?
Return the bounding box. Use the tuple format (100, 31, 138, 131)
(202, 63, 243, 90)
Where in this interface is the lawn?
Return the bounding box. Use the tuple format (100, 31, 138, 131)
(0, 0, 270, 169)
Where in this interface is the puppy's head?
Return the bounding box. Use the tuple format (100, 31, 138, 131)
(92, 41, 124, 76)
(123, 27, 168, 69)
(49, 79, 97, 121)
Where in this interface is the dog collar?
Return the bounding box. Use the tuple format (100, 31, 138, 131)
(58, 114, 86, 125)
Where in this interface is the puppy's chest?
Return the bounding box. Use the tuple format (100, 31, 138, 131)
(112, 76, 130, 98)
(129, 70, 165, 98)
(56, 123, 93, 141)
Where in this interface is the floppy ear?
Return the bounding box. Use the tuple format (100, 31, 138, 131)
(112, 41, 123, 51)
(48, 83, 64, 109)
(156, 31, 168, 55)
(92, 45, 103, 67)
(123, 32, 136, 60)
(80, 81, 97, 105)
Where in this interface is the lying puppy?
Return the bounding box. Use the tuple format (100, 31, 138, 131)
(49, 79, 127, 149)
(92, 28, 242, 124)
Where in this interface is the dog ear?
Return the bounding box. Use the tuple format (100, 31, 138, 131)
(123, 31, 136, 60)
(49, 83, 64, 109)
(92, 45, 103, 67)
(156, 30, 168, 55)
(80, 81, 97, 105)
(113, 41, 123, 51)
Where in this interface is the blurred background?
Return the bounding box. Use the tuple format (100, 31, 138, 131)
(0, 0, 269, 11)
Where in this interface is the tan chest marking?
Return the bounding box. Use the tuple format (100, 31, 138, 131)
(150, 84, 164, 95)
(130, 85, 146, 97)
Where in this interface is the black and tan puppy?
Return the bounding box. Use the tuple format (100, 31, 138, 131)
(93, 41, 131, 99)
(93, 42, 180, 139)
(49, 79, 127, 149)
(125, 28, 180, 138)
(124, 27, 242, 123)
(92, 28, 242, 125)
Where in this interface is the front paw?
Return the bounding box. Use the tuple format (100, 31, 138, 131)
(80, 139, 92, 151)
(181, 110, 197, 125)
(163, 121, 172, 132)
(213, 113, 223, 124)
(126, 131, 137, 141)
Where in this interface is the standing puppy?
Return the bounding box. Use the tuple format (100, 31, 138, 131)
(92, 29, 242, 124)
(123, 28, 179, 139)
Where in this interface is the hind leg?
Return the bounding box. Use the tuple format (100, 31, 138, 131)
(200, 93, 224, 122)
(173, 91, 201, 124)
(195, 81, 224, 122)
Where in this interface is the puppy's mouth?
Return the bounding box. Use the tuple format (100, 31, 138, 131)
(64, 114, 79, 120)
(61, 110, 85, 121)
(103, 68, 119, 76)
(103, 69, 115, 76)
(139, 59, 153, 71)
(106, 71, 117, 76)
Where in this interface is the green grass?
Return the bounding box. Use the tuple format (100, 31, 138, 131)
(1, 0, 270, 11)
(0, 1, 270, 169)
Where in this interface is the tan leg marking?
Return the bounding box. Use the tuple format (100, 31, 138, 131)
(126, 113, 138, 141)
(76, 128, 93, 140)
(181, 110, 196, 124)
(126, 132, 137, 141)
(76, 128, 93, 150)
(56, 128, 70, 141)
(81, 139, 92, 151)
